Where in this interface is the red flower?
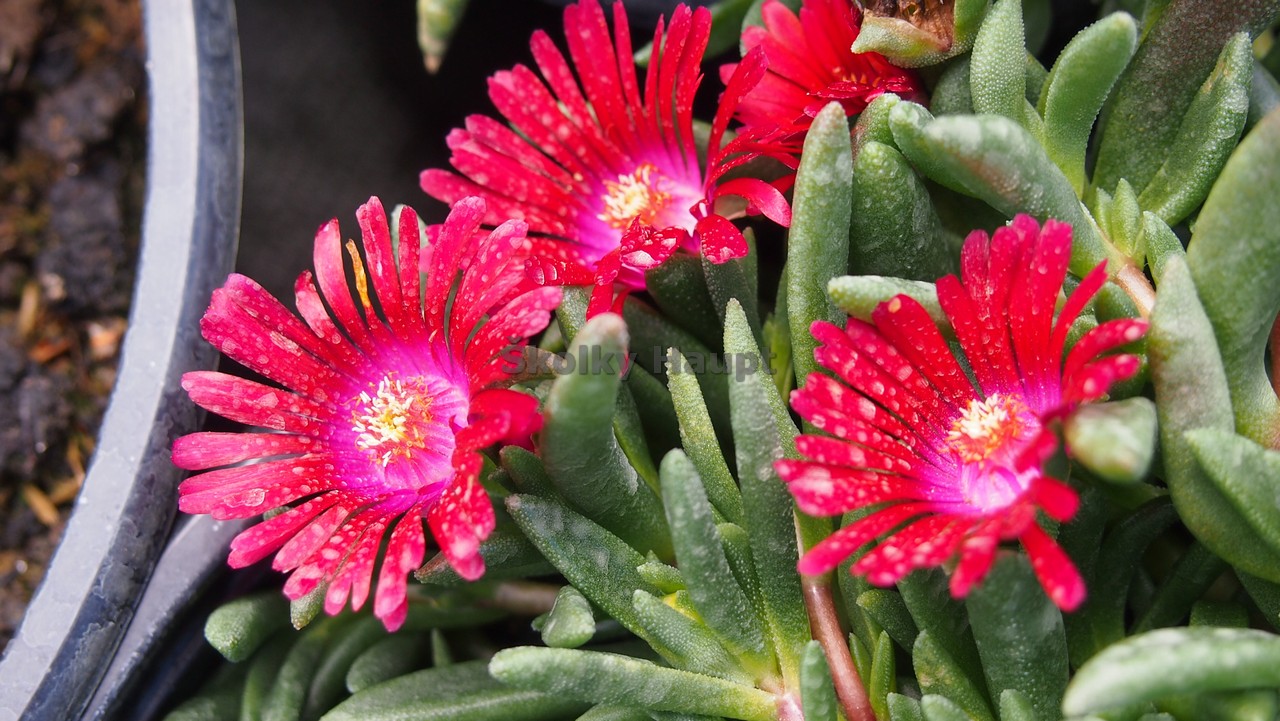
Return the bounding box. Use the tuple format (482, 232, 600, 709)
(722, 0, 921, 139)
(776, 216, 1147, 611)
(421, 0, 792, 318)
(172, 197, 559, 630)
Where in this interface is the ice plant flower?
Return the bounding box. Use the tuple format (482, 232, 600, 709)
(776, 215, 1148, 611)
(172, 197, 560, 630)
(721, 0, 921, 141)
(420, 0, 792, 318)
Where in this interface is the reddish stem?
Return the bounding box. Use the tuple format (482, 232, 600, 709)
(802, 574, 875, 721)
(1115, 263, 1156, 319)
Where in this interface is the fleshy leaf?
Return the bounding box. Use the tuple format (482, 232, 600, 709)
(1064, 397, 1158, 484)
(1185, 428, 1280, 560)
(325, 659, 588, 721)
(1038, 12, 1138, 195)
(1138, 33, 1252, 225)
(541, 585, 596, 649)
(660, 450, 771, 672)
(489, 648, 777, 721)
(1149, 256, 1280, 582)
(1064, 628, 1280, 715)
(541, 313, 671, 557)
(912, 631, 995, 721)
(1093, 0, 1280, 194)
(888, 102, 1121, 277)
(965, 554, 1069, 721)
(800, 641, 839, 721)
(1186, 106, 1280, 447)
(849, 142, 956, 281)
(787, 102, 852, 387)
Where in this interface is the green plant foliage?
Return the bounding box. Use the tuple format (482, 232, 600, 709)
(787, 102, 852, 385)
(1065, 628, 1280, 715)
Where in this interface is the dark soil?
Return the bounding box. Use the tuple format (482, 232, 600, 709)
(0, 0, 145, 652)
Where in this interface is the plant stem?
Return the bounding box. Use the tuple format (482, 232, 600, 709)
(1115, 263, 1156, 319)
(802, 573, 875, 721)
(487, 581, 561, 615)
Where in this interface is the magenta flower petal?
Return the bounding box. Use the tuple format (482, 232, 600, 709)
(721, 0, 922, 144)
(777, 215, 1146, 611)
(422, 0, 792, 319)
(174, 196, 559, 629)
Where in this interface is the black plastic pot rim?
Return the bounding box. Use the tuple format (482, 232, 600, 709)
(0, 0, 243, 718)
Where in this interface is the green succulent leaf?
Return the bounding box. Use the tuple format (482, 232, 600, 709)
(970, 0, 1029, 125)
(541, 313, 671, 557)
(888, 693, 926, 721)
(306, 616, 388, 716)
(1064, 628, 1280, 715)
(1149, 256, 1280, 582)
(205, 591, 290, 663)
(912, 631, 995, 721)
(856, 590, 918, 653)
(1159, 689, 1280, 721)
(897, 569, 983, 680)
(998, 690, 1037, 721)
(631, 590, 752, 684)
(1038, 12, 1138, 195)
(541, 585, 597, 649)
(800, 641, 839, 721)
(703, 229, 762, 351)
(849, 141, 955, 281)
(323, 659, 587, 721)
(505, 494, 663, 649)
(853, 93, 903, 153)
(263, 615, 346, 721)
(646, 256, 723, 352)
(242, 634, 294, 721)
(660, 450, 770, 670)
(627, 365, 683, 461)
(827, 276, 947, 333)
(345, 633, 432, 693)
(931, 57, 974, 116)
(888, 103, 1120, 277)
(850, 0, 988, 68)
(965, 554, 1069, 721)
(868, 631, 896, 721)
(637, 559, 686, 595)
(1065, 497, 1179, 666)
(1137, 33, 1252, 225)
(1064, 397, 1158, 484)
(1189, 600, 1250, 629)
(1132, 542, 1228, 633)
(724, 300, 809, 684)
(1239, 573, 1280, 630)
(1186, 106, 1280, 447)
(787, 102, 852, 386)
(489, 648, 777, 721)
(1094, 0, 1280, 194)
(415, 0, 469, 74)
(667, 349, 744, 524)
(1185, 428, 1280, 560)
(919, 694, 973, 721)
(1142, 211, 1184, 284)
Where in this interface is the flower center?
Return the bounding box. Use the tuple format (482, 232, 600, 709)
(946, 393, 1030, 464)
(351, 374, 435, 467)
(597, 163, 673, 231)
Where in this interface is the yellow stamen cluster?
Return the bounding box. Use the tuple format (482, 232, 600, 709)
(597, 163, 672, 231)
(946, 393, 1029, 463)
(351, 375, 433, 466)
